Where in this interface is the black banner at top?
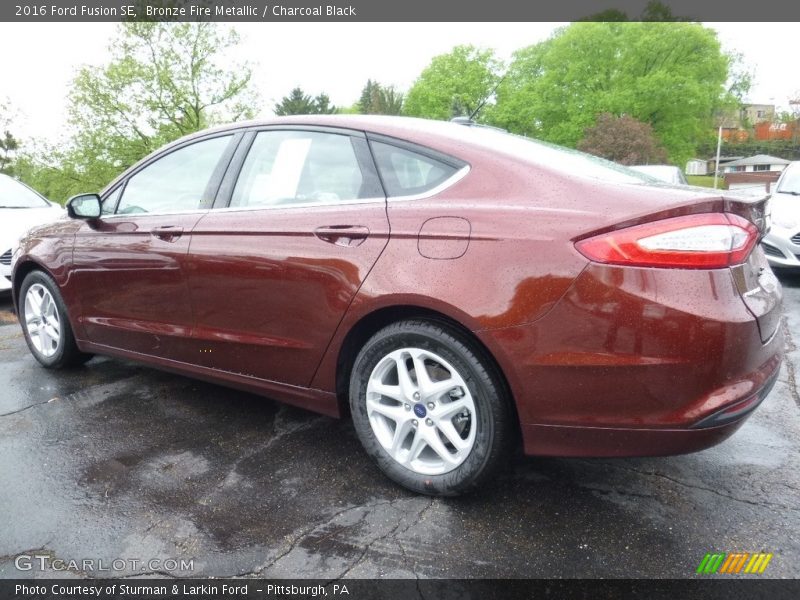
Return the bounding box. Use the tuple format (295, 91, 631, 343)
(3, 0, 800, 22)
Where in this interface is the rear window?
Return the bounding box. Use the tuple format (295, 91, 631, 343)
(0, 175, 49, 208)
(464, 127, 652, 185)
(370, 141, 460, 197)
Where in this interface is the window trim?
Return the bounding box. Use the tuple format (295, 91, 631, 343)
(383, 165, 471, 202)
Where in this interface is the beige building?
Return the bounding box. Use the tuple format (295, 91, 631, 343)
(741, 104, 775, 125)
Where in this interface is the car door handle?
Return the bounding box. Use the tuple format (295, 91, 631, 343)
(151, 226, 184, 242)
(314, 225, 370, 247)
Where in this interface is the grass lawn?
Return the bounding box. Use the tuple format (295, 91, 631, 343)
(686, 175, 722, 188)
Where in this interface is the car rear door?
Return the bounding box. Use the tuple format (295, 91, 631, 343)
(70, 133, 239, 359)
(184, 126, 389, 387)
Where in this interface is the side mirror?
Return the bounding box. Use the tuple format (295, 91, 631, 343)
(66, 193, 102, 220)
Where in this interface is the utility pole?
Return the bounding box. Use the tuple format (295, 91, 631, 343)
(713, 126, 723, 189)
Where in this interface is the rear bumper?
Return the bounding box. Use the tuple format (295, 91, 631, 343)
(479, 262, 784, 457)
(519, 355, 780, 457)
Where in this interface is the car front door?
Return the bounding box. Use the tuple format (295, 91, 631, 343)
(70, 133, 239, 359)
(185, 127, 389, 387)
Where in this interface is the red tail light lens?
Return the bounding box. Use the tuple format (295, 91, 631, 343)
(575, 213, 759, 269)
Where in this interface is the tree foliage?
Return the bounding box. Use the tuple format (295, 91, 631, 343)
(274, 87, 338, 115)
(357, 79, 404, 115)
(577, 113, 668, 165)
(491, 21, 740, 166)
(404, 45, 503, 121)
(17, 22, 257, 201)
(0, 100, 20, 175)
(696, 139, 800, 162)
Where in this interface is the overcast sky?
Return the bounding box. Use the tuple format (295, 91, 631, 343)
(0, 22, 796, 143)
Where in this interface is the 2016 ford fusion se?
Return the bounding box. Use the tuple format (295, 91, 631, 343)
(11, 116, 783, 495)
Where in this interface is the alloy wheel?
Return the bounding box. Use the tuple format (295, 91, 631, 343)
(366, 347, 477, 475)
(24, 283, 61, 357)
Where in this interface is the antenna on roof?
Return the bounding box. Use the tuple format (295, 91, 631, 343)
(468, 75, 506, 122)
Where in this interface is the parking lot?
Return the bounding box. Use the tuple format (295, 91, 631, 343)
(0, 273, 798, 580)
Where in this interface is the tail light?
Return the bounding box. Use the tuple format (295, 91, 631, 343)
(575, 213, 759, 269)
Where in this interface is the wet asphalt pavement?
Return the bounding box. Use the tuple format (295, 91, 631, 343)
(0, 275, 798, 580)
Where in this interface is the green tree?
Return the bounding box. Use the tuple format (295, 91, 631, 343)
(17, 22, 256, 201)
(357, 80, 404, 115)
(404, 45, 503, 120)
(275, 88, 316, 116)
(578, 113, 668, 165)
(379, 86, 405, 116)
(491, 22, 741, 166)
(275, 88, 337, 115)
(313, 93, 338, 115)
(358, 79, 381, 114)
(0, 100, 20, 175)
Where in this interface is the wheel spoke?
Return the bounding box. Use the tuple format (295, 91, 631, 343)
(405, 428, 427, 464)
(370, 382, 404, 403)
(38, 327, 50, 352)
(44, 324, 60, 344)
(26, 314, 40, 330)
(27, 290, 43, 315)
(437, 421, 470, 451)
(394, 353, 418, 398)
(366, 397, 406, 422)
(389, 419, 414, 455)
(411, 352, 433, 391)
(41, 294, 52, 317)
(422, 427, 458, 464)
(436, 397, 471, 419)
(422, 378, 460, 402)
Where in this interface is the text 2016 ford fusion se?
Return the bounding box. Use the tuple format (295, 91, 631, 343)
(11, 116, 783, 495)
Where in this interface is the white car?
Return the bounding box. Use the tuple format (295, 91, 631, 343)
(0, 174, 64, 292)
(761, 161, 800, 270)
(629, 165, 689, 186)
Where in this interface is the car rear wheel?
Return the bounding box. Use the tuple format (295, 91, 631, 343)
(19, 270, 91, 368)
(349, 319, 513, 496)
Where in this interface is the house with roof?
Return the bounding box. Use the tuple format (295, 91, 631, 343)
(722, 154, 790, 173)
(707, 156, 744, 175)
(722, 154, 790, 196)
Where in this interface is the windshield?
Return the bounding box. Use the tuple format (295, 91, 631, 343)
(0, 175, 50, 208)
(776, 164, 800, 195)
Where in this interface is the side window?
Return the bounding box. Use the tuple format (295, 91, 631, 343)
(116, 136, 232, 215)
(370, 141, 459, 197)
(101, 186, 122, 215)
(230, 131, 366, 208)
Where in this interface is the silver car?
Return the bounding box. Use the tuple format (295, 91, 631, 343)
(0, 175, 63, 292)
(761, 161, 800, 270)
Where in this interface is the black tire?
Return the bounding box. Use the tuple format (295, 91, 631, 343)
(18, 270, 92, 369)
(349, 319, 513, 496)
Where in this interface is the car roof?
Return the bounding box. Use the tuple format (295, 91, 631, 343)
(103, 115, 653, 194)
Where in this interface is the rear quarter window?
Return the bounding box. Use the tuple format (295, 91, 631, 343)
(370, 141, 461, 197)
